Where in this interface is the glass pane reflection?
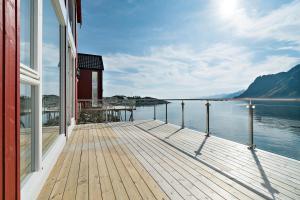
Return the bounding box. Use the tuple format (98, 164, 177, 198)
(20, 84, 33, 181)
(42, 0, 61, 154)
(20, 0, 32, 68)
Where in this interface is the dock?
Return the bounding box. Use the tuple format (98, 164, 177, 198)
(38, 120, 300, 200)
(81, 105, 136, 112)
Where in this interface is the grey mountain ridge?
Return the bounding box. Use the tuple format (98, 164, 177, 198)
(238, 64, 300, 98)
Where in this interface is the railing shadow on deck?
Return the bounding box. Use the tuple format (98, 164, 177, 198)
(75, 121, 139, 130)
(194, 135, 209, 157)
(134, 120, 153, 126)
(147, 123, 167, 131)
(250, 150, 279, 200)
(134, 124, 275, 200)
(164, 128, 183, 139)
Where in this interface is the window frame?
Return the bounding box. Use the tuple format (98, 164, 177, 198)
(19, 0, 41, 183)
(20, 0, 79, 198)
(19, 0, 78, 181)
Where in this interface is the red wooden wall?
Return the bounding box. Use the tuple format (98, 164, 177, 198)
(77, 69, 103, 100)
(78, 69, 92, 99)
(98, 70, 103, 99)
(0, 0, 20, 199)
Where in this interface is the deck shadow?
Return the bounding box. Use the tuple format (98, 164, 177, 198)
(164, 128, 183, 139)
(147, 123, 166, 131)
(194, 136, 209, 157)
(135, 125, 274, 200)
(250, 150, 279, 200)
(134, 120, 153, 126)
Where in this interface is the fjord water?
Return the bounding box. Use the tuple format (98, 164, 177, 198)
(132, 101, 300, 160)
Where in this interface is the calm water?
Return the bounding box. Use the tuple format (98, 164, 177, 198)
(130, 101, 300, 160)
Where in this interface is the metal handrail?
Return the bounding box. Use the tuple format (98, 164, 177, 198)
(142, 98, 300, 102)
(78, 97, 299, 149)
(127, 97, 300, 150)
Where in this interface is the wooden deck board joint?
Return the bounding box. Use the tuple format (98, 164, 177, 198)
(134, 125, 275, 200)
(37, 121, 300, 200)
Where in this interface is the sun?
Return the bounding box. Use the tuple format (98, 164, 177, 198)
(218, 0, 239, 19)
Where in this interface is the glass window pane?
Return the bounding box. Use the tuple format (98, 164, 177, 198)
(66, 50, 75, 123)
(20, 84, 33, 181)
(66, 47, 71, 125)
(20, 0, 32, 68)
(92, 71, 98, 106)
(71, 58, 75, 118)
(42, 0, 61, 155)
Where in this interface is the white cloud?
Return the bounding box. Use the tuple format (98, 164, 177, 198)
(217, 0, 300, 47)
(43, 43, 60, 67)
(103, 44, 299, 98)
(42, 43, 60, 95)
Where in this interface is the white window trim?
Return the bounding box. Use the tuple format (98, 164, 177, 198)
(20, 63, 40, 84)
(52, 0, 77, 55)
(21, 0, 79, 199)
(19, 0, 42, 178)
(67, 21, 77, 55)
(52, 0, 68, 25)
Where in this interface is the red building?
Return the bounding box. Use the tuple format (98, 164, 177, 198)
(1, 0, 82, 199)
(77, 53, 104, 100)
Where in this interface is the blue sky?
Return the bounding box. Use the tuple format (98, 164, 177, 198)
(78, 0, 300, 98)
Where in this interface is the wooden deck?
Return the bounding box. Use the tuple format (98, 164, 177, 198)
(38, 120, 300, 200)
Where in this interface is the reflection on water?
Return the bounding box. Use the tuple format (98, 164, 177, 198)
(131, 101, 300, 160)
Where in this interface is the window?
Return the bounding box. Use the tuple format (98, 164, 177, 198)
(66, 47, 75, 123)
(20, 0, 36, 182)
(92, 71, 98, 106)
(42, 0, 61, 154)
(20, 0, 32, 68)
(66, 46, 73, 126)
(20, 84, 33, 181)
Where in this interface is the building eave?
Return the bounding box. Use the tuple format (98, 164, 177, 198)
(76, 0, 82, 24)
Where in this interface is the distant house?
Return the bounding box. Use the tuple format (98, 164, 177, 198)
(77, 53, 104, 102)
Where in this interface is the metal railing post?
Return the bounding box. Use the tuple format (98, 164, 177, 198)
(125, 101, 127, 121)
(131, 107, 134, 122)
(247, 101, 255, 149)
(114, 110, 116, 121)
(165, 103, 168, 124)
(205, 101, 210, 136)
(105, 108, 108, 122)
(154, 104, 156, 120)
(125, 106, 127, 121)
(181, 101, 185, 129)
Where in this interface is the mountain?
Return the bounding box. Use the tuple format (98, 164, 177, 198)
(238, 64, 300, 98)
(204, 90, 245, 99)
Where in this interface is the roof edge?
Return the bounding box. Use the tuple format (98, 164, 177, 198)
(76, 0, 82, 24)
(78, 52, 103, 58)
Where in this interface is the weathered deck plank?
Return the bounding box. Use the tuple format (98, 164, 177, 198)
(135, 120, 300, 200)
(38, 121, 300, 200)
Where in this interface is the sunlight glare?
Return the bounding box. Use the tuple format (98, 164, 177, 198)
(219, 0, 239, 19)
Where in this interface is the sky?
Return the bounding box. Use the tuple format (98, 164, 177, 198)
(78, 0, 300, 98)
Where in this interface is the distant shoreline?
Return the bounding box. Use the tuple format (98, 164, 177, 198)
(109, 95, 169, 107)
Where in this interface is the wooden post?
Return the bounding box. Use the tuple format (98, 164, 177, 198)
(0, 0, 20, 198)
